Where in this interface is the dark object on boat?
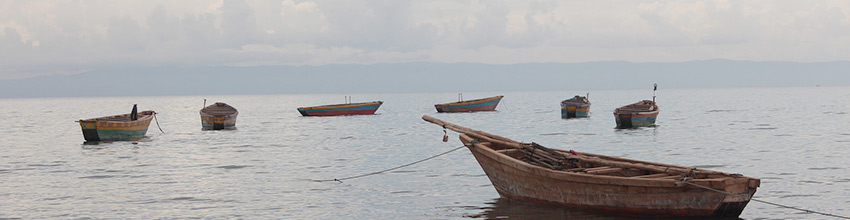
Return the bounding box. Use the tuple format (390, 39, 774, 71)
(560, 95, 590, 118)
(422, 115, 760, 218)
(435, 95, 503, 113)
(200, 102, 238, 130)
(130, 104, 138, 121)
(78, 108, 156, 141)
(613, 100, 659, 128)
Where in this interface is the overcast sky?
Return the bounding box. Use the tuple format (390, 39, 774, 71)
(1, 0, 849, 80)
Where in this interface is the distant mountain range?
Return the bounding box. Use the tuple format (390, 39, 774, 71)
(1, 60, 848, 98)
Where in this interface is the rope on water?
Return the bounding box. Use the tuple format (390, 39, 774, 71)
(153, 113, 165, 133)
(680, 179, 850, 219)
(313, 145, 466, 183)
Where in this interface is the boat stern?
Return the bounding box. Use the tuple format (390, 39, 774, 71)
(79, 120, 101, 141)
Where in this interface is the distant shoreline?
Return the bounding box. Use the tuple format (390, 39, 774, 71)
(2, 60, 848, 98)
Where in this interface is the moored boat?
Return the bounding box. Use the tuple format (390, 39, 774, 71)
(77, 105, 156, 141)
(297, 101, 383, 116)
(435, 95, 503, 113)
(200, 102, 238, 130)
(422, 115, 760, 218)
(613, 100, 659, 128)
(560, 95, 590, 118)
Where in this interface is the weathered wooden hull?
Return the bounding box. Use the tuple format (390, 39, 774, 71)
(435, 95, 503, 113)
(560, 103, 590, 118)
(614, 111, 658, 128)
(298, 101, 383, 116)
(200, 114, 237, 130)
(459, 134, 757, 218)
(78, 111, 155, 141)
(200, 102, 238, 130)
(614, 100, 659, 128)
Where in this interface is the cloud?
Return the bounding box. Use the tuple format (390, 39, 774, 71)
(1, 0, 850, 80)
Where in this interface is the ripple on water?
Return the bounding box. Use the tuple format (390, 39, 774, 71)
(706, 109, 737, 113)
(79, 175, 119, 179)
(779, 194, 819, 198)
(749, 127, 777, 130)
(539, 132, 568, 136)
(693, 165, 726, 169)
(807, 167, 842, 170)
(798, 180, 824, 184)
(27, 163, 64, 167)
(216, 165, 251, 169)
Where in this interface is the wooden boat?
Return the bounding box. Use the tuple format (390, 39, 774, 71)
(422, 115, 760, 218)
(613, 100, 659, 128)
(435, 95, 503, 113)
(297, 101, 383, 116)
(200, 102, 238, 130)
(77, 105, 155, 141)
(560, 95, 590, 118)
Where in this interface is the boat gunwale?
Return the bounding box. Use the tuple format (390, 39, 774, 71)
(459, 134, 751, 188)
(297, 101, 384, 111)
(200, 102, 239, 118)
(435, 95, 504, 107)
(614, 100, 659, 116)
(560, 96, 590, 106)
(78, 110, 156, 123)
(200, 102, 238, 117)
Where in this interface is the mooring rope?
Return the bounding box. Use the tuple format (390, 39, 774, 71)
(153, 113, 164, 133)
(680, 179, 850, 219)
(313, 145, 466, 183)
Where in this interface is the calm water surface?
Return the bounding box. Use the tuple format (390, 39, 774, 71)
(1, 87, 849, 219)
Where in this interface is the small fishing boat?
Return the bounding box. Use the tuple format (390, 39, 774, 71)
(200, 102, 238, 130)
(560, 94, 590, 118)
(435, 95, 503, 113)
(422, 115, 760, 218)
(613, 100, 659, 128)
(77, 105, 156, 141)
(297, 101, 383, 116)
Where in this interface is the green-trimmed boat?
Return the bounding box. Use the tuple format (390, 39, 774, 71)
(78, 105, 156, 141)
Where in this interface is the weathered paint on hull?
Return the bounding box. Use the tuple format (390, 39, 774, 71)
(436, 97, 502, 113)
(461, 134, 755, 218)
(615, 114, 658, 128)
(82, 128, 150, 141)
(298, 103, 382, 116)
(560, 105, 590, 118)
(201, 116, 237, 130)
(201, 121, 237, 130)
(78, 112, 154, 141)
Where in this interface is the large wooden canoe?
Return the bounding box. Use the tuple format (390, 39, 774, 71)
(614, 100, 659, 128)
(200, 102, 238, 130)
(435, 95, 503, 113)
(297, 101, 383, 116)
(560, 95, 590, 118)
(78, 109, 155, 141)
(422, 115, 759, 218)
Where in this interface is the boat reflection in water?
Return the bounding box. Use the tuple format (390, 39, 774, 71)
(470, 197, 626, 220)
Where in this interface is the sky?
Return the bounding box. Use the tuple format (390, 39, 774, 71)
(1, 0, 850, 80)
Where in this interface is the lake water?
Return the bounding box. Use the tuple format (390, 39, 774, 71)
(1, 87, 849, 219)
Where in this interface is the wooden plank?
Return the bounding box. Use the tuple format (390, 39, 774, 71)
(634, 173, 671, 178)
(586, 167, 623, 175)
(657, 175, 685, 179)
